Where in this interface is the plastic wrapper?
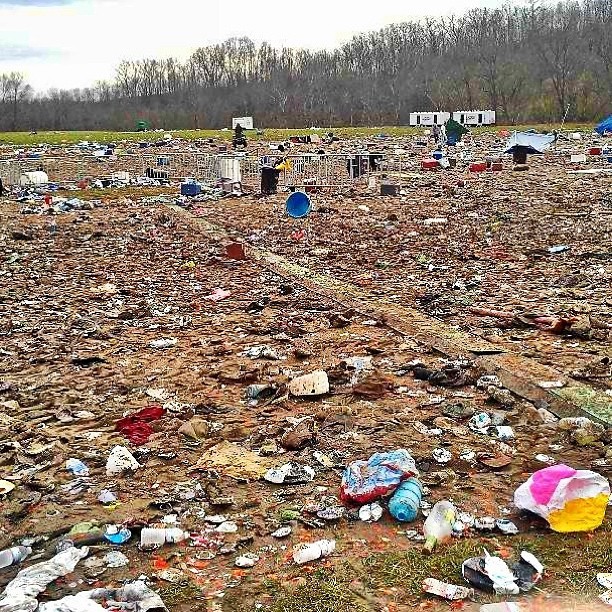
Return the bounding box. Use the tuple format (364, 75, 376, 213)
(513, 464, 610, 532)
(340, 449, 418, 504)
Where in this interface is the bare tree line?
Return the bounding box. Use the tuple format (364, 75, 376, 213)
(1, 0, 611, 132)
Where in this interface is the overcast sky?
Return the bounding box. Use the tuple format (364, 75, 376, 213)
(0, 0, 508, 91)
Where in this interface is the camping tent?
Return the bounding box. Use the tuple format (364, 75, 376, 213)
(504, 131, 556, 155)
(445, 118, 469, 145)
(595, 115, 612, 136)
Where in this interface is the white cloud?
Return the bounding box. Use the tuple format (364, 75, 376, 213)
(0, 0, 506, 90)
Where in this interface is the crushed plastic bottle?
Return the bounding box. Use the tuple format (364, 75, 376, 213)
(0, 546, 32, 569)
(104, 525, 132, 545)
(423, 500, 456, 552)
(140, 528, 189, 548)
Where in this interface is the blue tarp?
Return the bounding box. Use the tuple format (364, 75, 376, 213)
(505, 131, 556, 154)
(595, 115, 612, 135)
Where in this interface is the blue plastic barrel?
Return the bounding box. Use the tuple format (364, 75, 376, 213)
(286, 191, 311, 218)
(388, 477, 422, 522)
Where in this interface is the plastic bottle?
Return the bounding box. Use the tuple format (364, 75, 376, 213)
(0, 546, 32, 569)
(292, 539, 336, 565)
(388, 478, 422, 522)
(140, 528, 188, 548)
(423, 500, 456, 553)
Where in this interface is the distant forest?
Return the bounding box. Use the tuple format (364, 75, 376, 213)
(1, 0, 611, 131)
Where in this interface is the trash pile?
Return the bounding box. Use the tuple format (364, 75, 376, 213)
(0, 128, 610, 610)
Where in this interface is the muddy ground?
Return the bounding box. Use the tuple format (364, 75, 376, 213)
(0, 134, 611, 611)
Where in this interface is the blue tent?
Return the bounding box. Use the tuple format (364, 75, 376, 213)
(504, 131, 556, 154)
(595, 115, 612, 135)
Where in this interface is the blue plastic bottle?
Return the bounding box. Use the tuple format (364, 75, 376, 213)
(388, 477, 423, 522)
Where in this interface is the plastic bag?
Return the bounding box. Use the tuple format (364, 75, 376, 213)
(115, 405, 165, 446)
(462, 550, 542, 595)
(340, 449, 418, 504)
(38, 581, 167, 612)
(514, 464, 610, 532)
(106, 446, 140, 476)
(0, 546, 89, 612)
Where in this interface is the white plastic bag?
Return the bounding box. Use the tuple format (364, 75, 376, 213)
(106, 445, 140, 476)
(0, 547, 88, 612)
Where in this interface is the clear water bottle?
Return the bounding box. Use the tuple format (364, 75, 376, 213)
(423, 500, 456, 553)
(0, 546, 32, 569)
(388, 478, 422, 522)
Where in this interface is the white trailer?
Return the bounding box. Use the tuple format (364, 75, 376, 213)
(232, 116, 254, 130)
(452, 110, 496, 126)
(409, 112, 451, 127)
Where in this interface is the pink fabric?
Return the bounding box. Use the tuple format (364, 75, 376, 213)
(529, 465, 577, 505)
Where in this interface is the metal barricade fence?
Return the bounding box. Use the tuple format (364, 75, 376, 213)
(3, 151, 412, 192)
(0, 160, 20, 186)
(378, 155, 418, 188)
(195, 153, 218, 185)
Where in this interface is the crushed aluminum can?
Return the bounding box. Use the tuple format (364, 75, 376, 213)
(474, 516, 496, 530)
(359, 502, 383, 523)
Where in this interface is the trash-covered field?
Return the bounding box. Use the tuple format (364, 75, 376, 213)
(0, 129, 611, 612)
